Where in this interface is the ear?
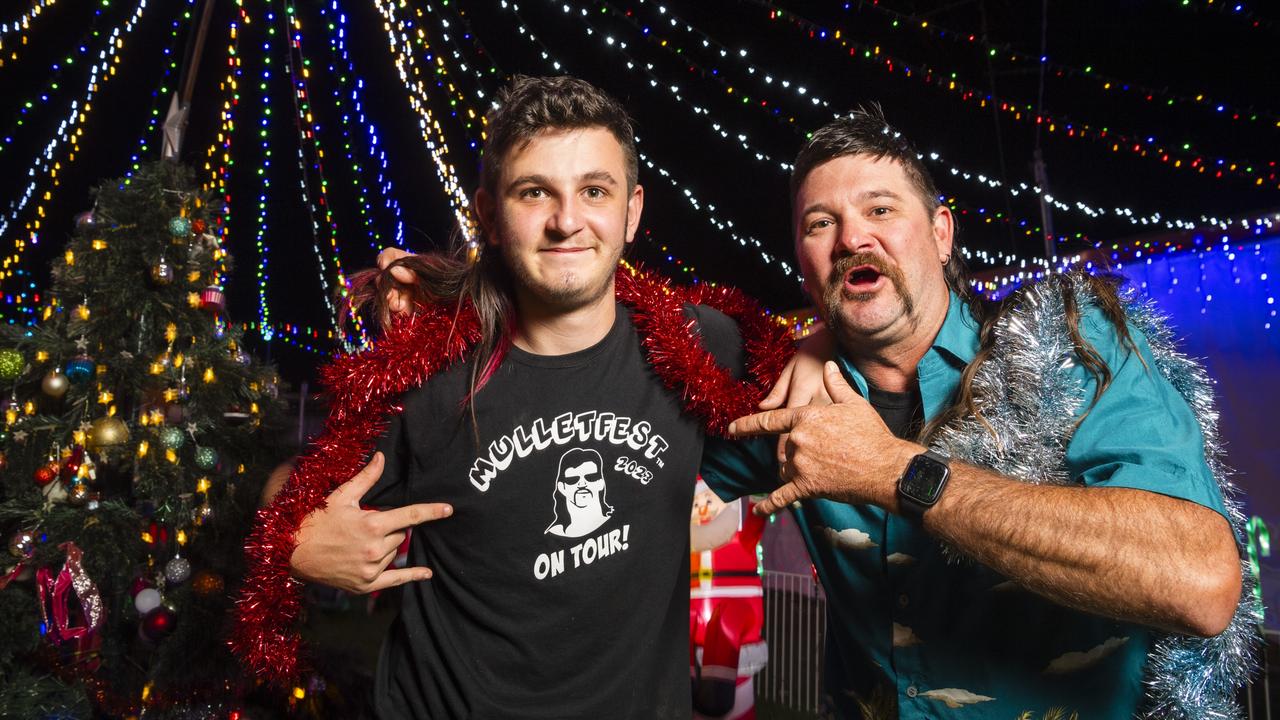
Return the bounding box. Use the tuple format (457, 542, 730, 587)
(931, 204, 954, 263)
(475, 187, 499, 247)
(623, 184, 645, 245)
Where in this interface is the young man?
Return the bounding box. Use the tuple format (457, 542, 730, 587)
(705, 109, 1252, 718)
(235, 75, 787, 719)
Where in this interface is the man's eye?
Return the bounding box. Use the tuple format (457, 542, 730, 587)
(521, 188, 545, 199)
(807, 219, 833, 233)
(871, 206, 892, 216)
(584, 187, 606, 199)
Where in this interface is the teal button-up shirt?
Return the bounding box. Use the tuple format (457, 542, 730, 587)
(702, 294, 1227, 719)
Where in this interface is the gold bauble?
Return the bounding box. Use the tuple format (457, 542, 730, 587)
(86, 416, 130, 449)
(41, 371, 70, 399)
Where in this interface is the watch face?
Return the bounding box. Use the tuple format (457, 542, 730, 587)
(901, 455, 950, 504)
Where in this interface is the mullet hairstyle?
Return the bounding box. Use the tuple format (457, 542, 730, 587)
(790, 106, 1142, 442)
(344, 75, 639, 432)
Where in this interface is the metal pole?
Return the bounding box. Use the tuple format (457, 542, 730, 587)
(163, 0, 218, 160)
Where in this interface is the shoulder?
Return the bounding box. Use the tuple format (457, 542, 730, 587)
(682, 303, 745, 377)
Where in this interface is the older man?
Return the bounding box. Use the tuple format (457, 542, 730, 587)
(704, 108, 1252, 719)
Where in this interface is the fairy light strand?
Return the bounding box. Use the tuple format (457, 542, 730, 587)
(369, 0, 475, 240)
(319, 1, 406, 249)
(0, 0, 152, 289)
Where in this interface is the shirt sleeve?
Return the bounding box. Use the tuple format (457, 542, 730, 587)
(683, 303, 782, 500)
(1065, 310, 1227, 520)
(683, 303, 746, 377)
(700, 434, 779, 501)
(360, 408, 409, 509)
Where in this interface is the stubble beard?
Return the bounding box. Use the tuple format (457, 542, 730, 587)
(821, 251, 916, 342)
(498, 223, 627, 312)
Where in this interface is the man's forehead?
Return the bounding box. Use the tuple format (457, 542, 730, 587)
(503, 126, 626, 169)
(795, 155, 919, 214)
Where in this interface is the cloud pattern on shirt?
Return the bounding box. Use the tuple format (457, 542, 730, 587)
(820, 526, 878, 550)
(920, 688, 996, 708)
(1043, 636, 1130, 675)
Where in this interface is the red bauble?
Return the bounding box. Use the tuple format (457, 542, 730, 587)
(191, 218, 207, 234)
(34, 464, 58, 486)
(141, 606, 176, 641)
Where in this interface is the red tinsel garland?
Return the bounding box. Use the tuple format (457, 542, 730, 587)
(230, 266, 794, 685)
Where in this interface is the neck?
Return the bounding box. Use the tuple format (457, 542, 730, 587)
(511, 280, 618, 356)
(839, 290, 951, 394)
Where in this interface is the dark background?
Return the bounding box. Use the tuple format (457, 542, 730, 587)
(2, 0, 1278, 610)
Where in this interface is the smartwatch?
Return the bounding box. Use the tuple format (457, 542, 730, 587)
(897, 449, 951, 521)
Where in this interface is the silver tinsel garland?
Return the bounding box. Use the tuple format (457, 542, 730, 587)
(929, 271, 1260, 719)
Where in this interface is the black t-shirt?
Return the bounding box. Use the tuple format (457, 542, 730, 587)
(364, 304, 742, 720)
(865, 380, 923, 441)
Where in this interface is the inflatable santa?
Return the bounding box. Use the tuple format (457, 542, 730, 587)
(690, 479, 768, 720)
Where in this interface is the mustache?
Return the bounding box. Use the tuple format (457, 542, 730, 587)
(828, 252, 901, 287)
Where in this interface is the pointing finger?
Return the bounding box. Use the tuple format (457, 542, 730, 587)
(754, 482, 803, 516)
(376, 502, 454, 534)
(728, 408, 803, 437)
(366, 565, 434, 593)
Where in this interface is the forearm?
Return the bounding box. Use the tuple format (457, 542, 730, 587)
(923, 462, 1242, 636)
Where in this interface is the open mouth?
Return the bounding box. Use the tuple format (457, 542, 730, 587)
(844, 265, 884, 292)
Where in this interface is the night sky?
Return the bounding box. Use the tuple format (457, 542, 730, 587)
(1, 0, 1276, 384)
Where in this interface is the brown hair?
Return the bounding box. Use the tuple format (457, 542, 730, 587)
(344, 76, 638, 430)
(791, 107, 1143, 442)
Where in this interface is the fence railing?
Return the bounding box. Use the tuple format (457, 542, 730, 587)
(757, 571, 826, 715)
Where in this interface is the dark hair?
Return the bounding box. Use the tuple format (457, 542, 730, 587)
(792, 106, 1142, 441)
(345, 76, 637, 435)
(790, 104, 940, 216)
(482, 75, 638, 194)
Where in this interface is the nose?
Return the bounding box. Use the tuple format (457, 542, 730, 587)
(835, 220, 876, 256)
(547, 196, 584, 238)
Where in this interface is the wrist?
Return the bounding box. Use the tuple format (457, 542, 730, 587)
(883, 440, 925, 511)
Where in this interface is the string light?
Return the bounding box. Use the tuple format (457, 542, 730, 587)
(318, 1, 405, 250)
(806, 0, 1280, 130)
(584, 0, 1280, 241)
(369, 0, 476, 241)
(503, 1, 799, 281)
(0, 0, 152, 292)
(276, 0, 366, 348)
(254, 1, 275, 338)
(0, 0, 61, 68)
(126, 5, 193, 176)
(743, 1, 1278, 188)
(1, 13, 106, 159)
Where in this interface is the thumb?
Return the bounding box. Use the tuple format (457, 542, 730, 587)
(822, 361, 859, 403)
(331, 451, 386, 504)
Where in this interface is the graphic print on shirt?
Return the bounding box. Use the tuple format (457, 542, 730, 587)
(464, 409, 675, 583)
(545, 448, 614, 538)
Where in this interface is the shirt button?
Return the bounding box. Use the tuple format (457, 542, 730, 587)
(898, 593, 909, 608)
(906, 685, 918, 698)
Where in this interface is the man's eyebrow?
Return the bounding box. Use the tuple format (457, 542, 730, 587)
(857, 188, 904, 202)
(580, 170, 619, 186)
(506, 171, 620, 190)
(799, 202, 838, 219)
(506, 174, 550, 191)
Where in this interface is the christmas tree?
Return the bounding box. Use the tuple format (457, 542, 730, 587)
(0, 160, 291, 717)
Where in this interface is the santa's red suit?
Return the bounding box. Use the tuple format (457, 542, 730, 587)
(689, 480, 767, 720)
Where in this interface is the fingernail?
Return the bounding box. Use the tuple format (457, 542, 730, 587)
(442, 505, 453, 517)
(727, 422, 737, 435)
(421, 570, 433, 581)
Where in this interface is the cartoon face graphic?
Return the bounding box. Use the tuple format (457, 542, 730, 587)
(546, 448, 614, 538)
(690, 479, 740, 552)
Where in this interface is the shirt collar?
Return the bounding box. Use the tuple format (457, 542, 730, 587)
(833, 291, 980, 395)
